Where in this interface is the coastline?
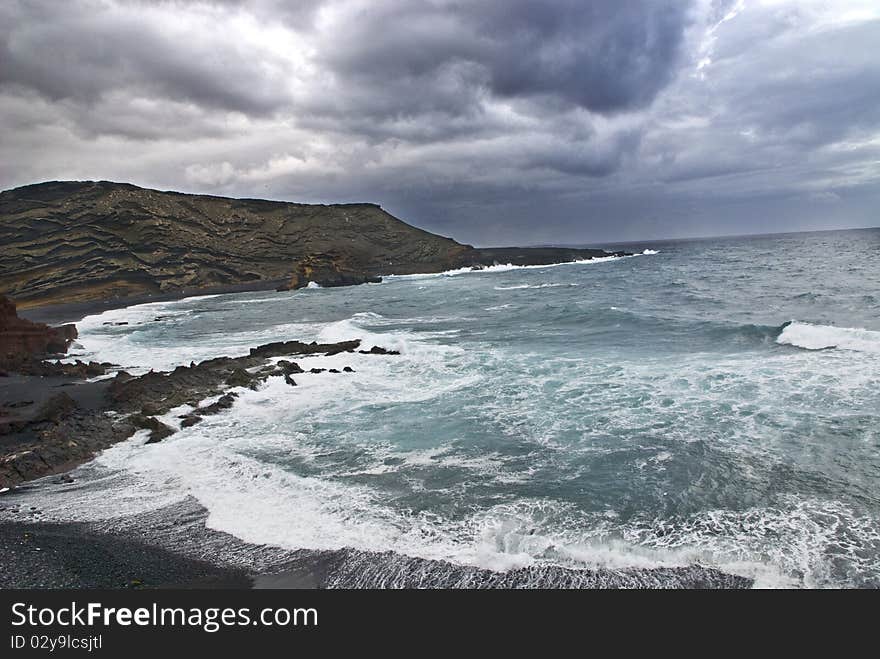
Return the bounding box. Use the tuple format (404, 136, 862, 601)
(0, 248, 762, 589)
(16, 278, 292, 326)
(0, 519, 253, 589)
(0, 497, 289, 589)
(0, 272, 756, 589)
(3, 253, 637, 490)
(15, 249, 632, 326)
(0, 497, 752, 589)
(0, 335, 386, 489)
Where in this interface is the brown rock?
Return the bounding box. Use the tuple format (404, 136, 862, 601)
(0, 295, 77, 365)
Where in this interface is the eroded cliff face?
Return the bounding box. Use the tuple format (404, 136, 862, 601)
(0, 181, 472, 308)
(0, 295, 76, 364)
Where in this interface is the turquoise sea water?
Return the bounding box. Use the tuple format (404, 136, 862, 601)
(18, 228, 880, 587)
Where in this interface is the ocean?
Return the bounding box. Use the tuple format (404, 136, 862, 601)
(14, 228, 880, 587)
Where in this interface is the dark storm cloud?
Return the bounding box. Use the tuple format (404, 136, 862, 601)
(311, 0, 690, 118)
(1, 0, 879, 243)
(1, 0, 690, 120)
(0, 0, 689, 159)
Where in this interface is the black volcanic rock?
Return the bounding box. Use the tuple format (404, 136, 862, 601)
(249, 339, 361, 358)
(359, 346, 400, 355)
(0, 336, 401, 489)
(179, 415, 202, 428)
(32, 392, 78, 424)
(128, 414, 175, 444)
(0, 181, 627, 309)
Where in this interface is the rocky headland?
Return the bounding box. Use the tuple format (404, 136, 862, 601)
(0, 180, 628, 311)
(0, 180, 628, 487)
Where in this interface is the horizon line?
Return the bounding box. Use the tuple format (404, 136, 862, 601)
(512, 224, 880, 249)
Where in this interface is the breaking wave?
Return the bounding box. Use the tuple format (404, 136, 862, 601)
(494, 283, 577, 290)
(776, 321, 880, 353)
(386, 255, 627, 280)
(10, 229, 880, 589)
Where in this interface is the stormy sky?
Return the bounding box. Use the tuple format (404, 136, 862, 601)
(2, 1, 879, 245)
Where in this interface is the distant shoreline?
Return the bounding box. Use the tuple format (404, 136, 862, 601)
(18, 251, 633, 326)
(17, 278, 291, 326)
(2, 180, 627, 320)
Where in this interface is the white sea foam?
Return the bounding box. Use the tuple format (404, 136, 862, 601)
(622, 496, 880, 588)
(776, 321, 880, 353)
(306, 281, 321, 289)
(229, 294, 291, 305)
(641, 249, 660, 255)
(75, 301, 194, 333)
(386, 255, 625, 281)
(9, 249, 877, 588)
(494, 283, 576, 290)
(67, 319, 323, 373)
(313, 313, 463, 359)
(13, 429, 879, 587)
(66, 293, 327, 371)
(11, 354, 879, 588)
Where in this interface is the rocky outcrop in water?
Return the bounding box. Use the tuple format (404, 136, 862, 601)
(0, 391, 135, 488)
(0, 180, 627, 309)
(7, 359, 113, 378)
(0, 337, 384, 488)
(275, 255, 384, 291)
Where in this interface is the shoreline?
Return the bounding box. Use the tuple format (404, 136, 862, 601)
(17, 279, 291, 326)
(0, 307, 755, 589)
(0, 336, 383, 489)
(0, 496, 752, 589)
(0, 497, 289, 589)
(3, 251, 645, 488)
(14, 250, 633, 326)
(0, 247, 760, 589)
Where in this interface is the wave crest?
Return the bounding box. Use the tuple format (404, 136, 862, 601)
(776, 321, 880, 353)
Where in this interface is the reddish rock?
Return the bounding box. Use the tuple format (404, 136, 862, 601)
(276, 254, 383, 291)
(0, 295, 77, 363)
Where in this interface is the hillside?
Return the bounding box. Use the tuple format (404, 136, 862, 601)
(0, 181, 622, 309)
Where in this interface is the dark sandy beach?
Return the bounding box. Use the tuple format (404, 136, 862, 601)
(16, 280, 291, 327)
(0, 496, 752, 589)
(0, 520, 253, 589)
